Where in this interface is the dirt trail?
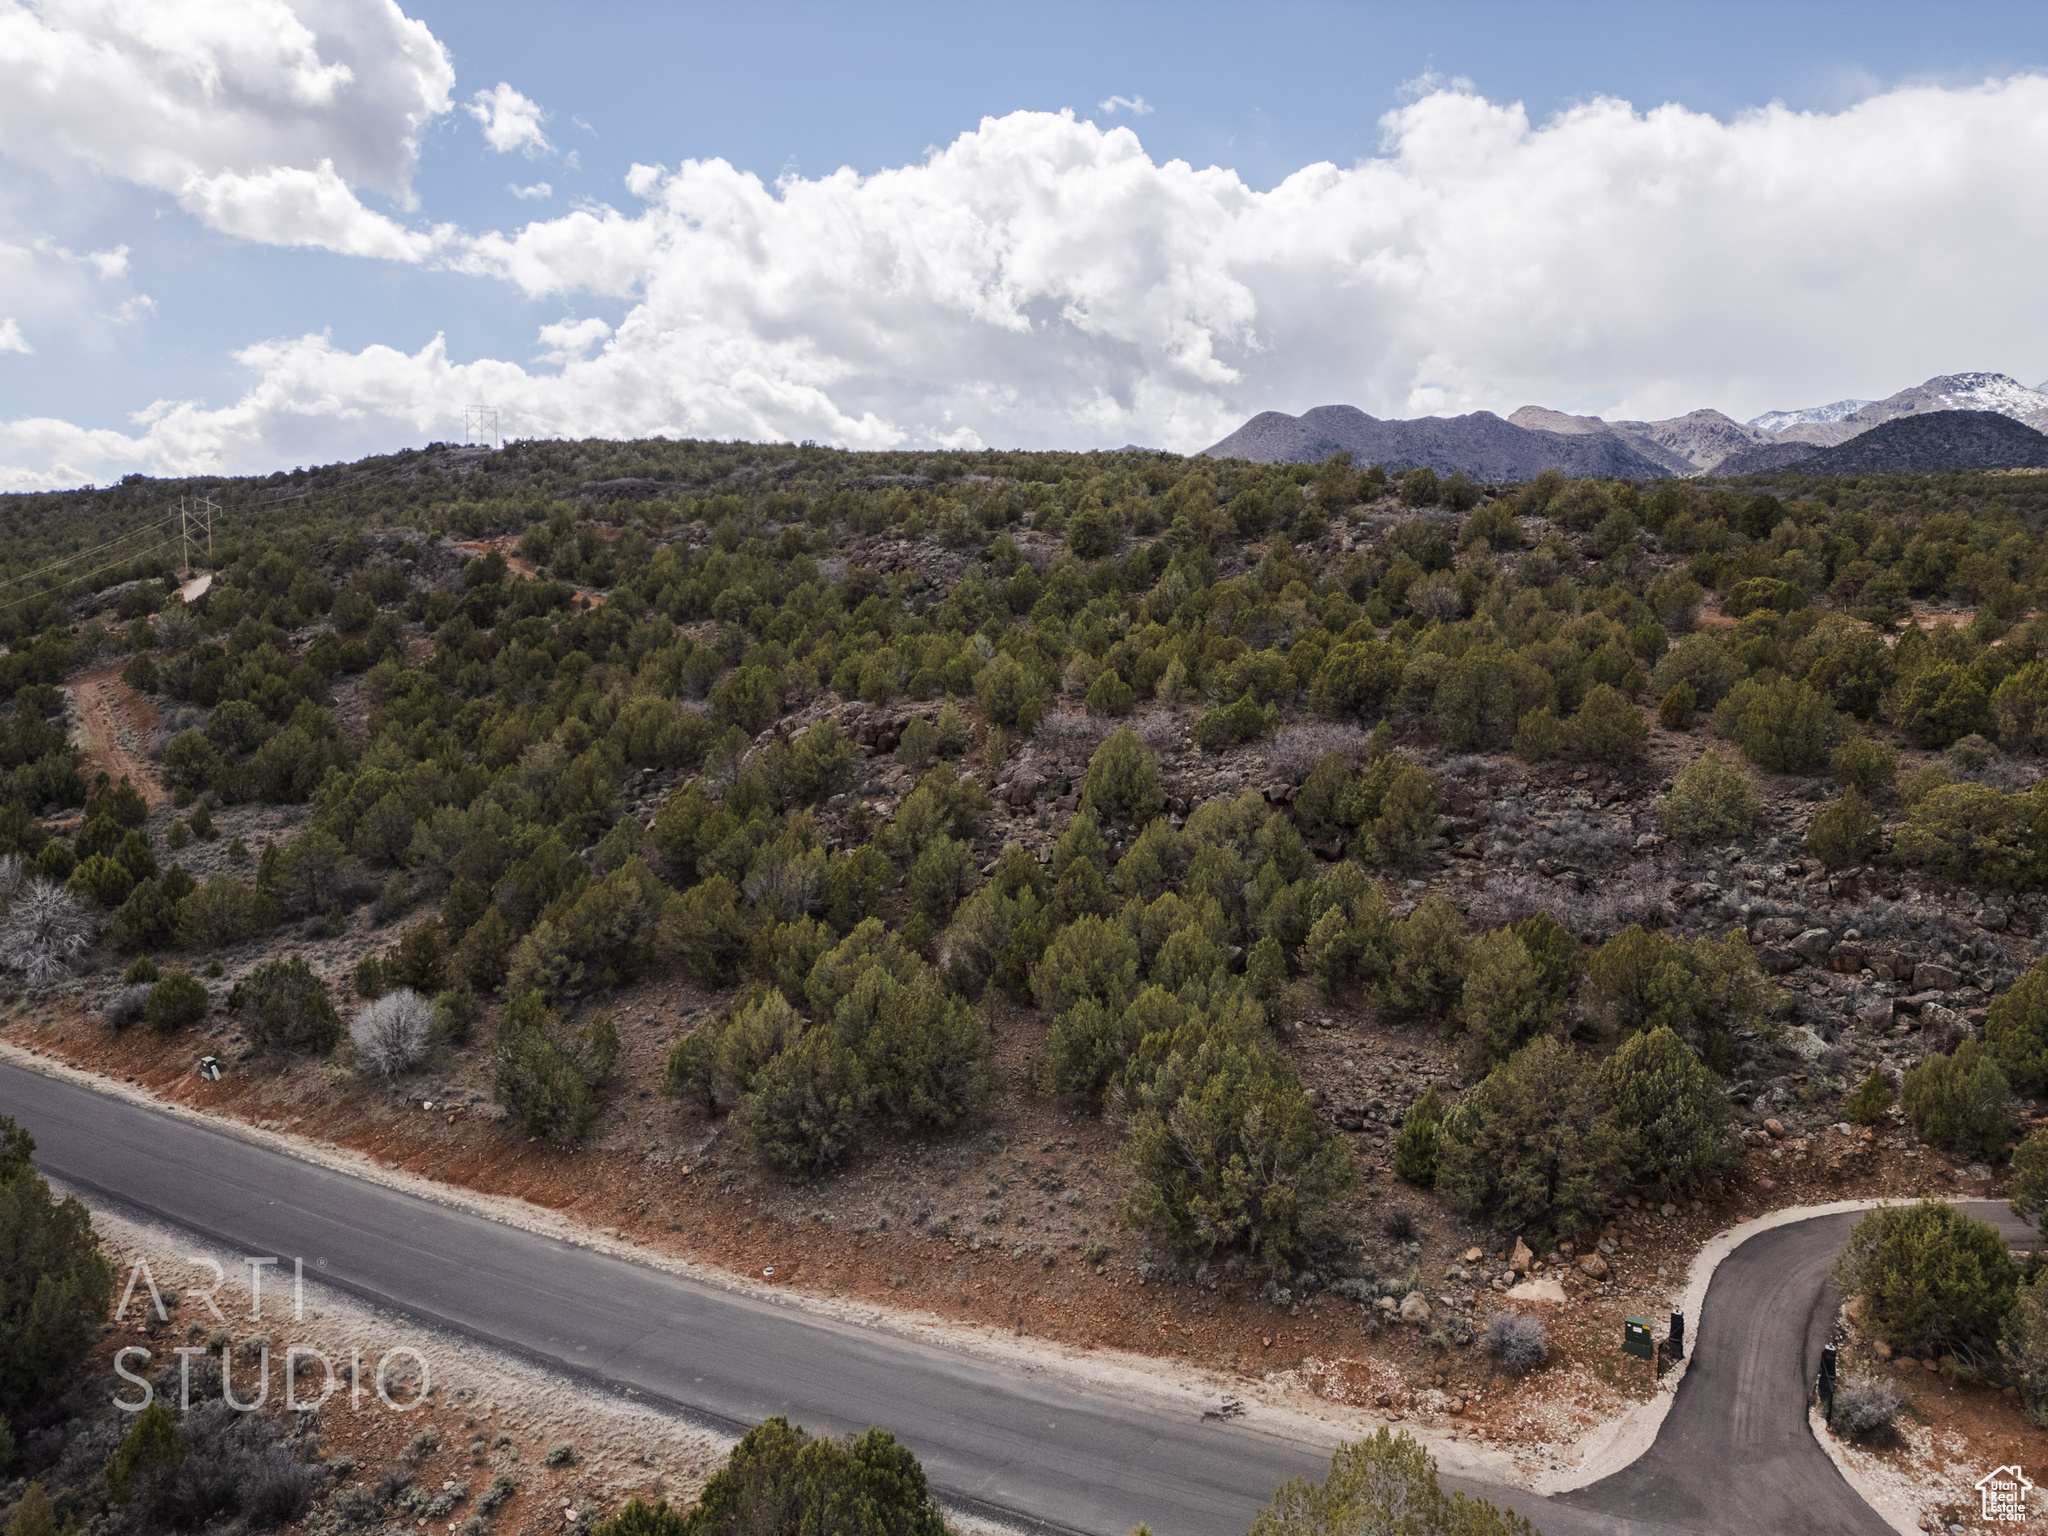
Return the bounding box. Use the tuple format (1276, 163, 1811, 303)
(452, 535, 540, 581)
(71, 661, 166, 805)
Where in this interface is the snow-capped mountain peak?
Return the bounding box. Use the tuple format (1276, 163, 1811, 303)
(1746, 399, 1872, 431)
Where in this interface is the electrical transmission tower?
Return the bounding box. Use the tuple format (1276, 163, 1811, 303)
(465, 405, 502, 450)
(178, 495, 215, 578)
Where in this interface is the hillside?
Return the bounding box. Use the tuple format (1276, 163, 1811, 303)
(1786, 409, 2048, 474)
(1204, 371, 2048, 481)
(2, 439, 2048, 1468)
(1199, 404, 1675, 478)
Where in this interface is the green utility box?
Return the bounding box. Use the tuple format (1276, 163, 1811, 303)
(1623, 1316, 1656, 1361)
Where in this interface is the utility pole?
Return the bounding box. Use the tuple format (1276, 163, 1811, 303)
(179, 496, 215, 578)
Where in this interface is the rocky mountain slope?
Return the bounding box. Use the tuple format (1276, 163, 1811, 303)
(1206, 372, 2048, 478)
(1746, 399, 1873, 432)
(1779, 408, 2048, 474)
(1198, 404, 1677, 478)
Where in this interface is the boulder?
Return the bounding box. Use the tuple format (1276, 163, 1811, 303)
(1510, 1238, 1534, 1275)
(1757, 945, 1800, 976)
(1913, 962, 1962, 991)
(1463, 1247, 1485, 1264)
(1792, 928, 1834, 964)
(1827, 944, 1866, 974)
(1856, 996, 1895, 1029)
(1504, 1277, 1568, 1305)
(1764, 1118, 1787, 1138)
(1578, 1253, 1611, 1280)
(1399, 1292, 1432, 1326)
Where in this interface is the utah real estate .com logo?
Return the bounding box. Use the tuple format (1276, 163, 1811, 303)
(1976, 1465, 2034, 1524)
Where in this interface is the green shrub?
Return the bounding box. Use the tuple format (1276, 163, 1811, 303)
(1457, 929, 1553, 1077)
(1582, 925, 1766, 1050)
(1083, 669, 1135, 718)
(1843, 1064, 1895, 1125)
(1392, 1084, 1444, 1186)
(1806, 788, 1881, 871)
(229, 955, 341, 1053)
(1434, 1037, 1613, 1242)
(1594, 1025, 1736, 1186)
(1839, 1200, 2015, 1360)
(490, 992, 620, 1145)
(144, 971, 208, 1032)
(975, 653, 1047, 733)
(1192, 692, 1277, 750)
(1080, 726, 1164, 826)
(1511, 706, 1563, 762)
(0, 1116, 114, 1415)
(1656, 751, 1760, 842)
(1900, 1041, 2014, 1159)
(1248, 1428, 1534, 1536)
(1383, 896, 1467, 1021)
(733, 1026, 870, 1176)
(1831, 738, 1899, 799)
(1309, 641, 1406, 719)
(1714, 675, 1838, 772)
(1651, 632, 1742, 710)
(388, 921, 448, 993)
(1564, 685, 1647, 765)
(2000, 1279, 2048, 1427)
(1987, 960, 2048, 1096)
(1895, 660, 1991, 749)
(2012, 1130, 2048, 1242)
(667, 1417, 946, 1536)
(1658, 682, 1696, 731)
(1121, 1013, 1352, 1267)
(1893, 783, 2042, 890)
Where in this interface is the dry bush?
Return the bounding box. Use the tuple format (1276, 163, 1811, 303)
(1467, 865, 1671, 939)
(1485, 1311, 1549, 1373)
(1270, 723, 1369, 779)
(1833, 1375, 1905, 1443)
(2, 879, 95, 987)
(351, 988, 433, 1077)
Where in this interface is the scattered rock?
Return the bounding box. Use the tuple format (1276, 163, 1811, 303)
(1763, 1118, 1786, 1139)
(1577, 1253, 1610, 1280)
(1509, 1238, 1534, 1275)
(1913, 962, 1962, 991)
(1399, 1292, 1432, 1326)
(1504, 1278, 1568, 1305)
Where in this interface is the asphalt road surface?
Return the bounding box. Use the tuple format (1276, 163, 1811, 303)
(3, 1058, 1958, 1536)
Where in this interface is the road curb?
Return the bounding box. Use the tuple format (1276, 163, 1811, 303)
(1539, 1193, 1966, 1495)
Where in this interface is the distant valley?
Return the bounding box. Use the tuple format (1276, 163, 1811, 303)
(1201, 370, 2048, 478)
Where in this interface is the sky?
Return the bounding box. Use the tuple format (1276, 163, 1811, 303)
(2, 0, 2047, 488)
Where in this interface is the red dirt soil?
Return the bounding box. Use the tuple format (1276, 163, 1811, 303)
(70, 662, 165, 805)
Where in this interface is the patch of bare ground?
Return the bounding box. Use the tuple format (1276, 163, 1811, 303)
(1821, 1314, 2048, 1534)
(68, 662, 165, 804)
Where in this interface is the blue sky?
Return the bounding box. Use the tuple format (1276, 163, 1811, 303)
(3, 0, 2047, 485)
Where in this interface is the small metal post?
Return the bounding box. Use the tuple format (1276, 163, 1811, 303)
(1668, 1309, 1686, 1361)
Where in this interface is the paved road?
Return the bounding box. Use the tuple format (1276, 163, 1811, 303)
(1, 1060, 1937, 1536)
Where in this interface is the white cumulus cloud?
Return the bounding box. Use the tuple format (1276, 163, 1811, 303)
(0, 319, 31, 354)
(1098, 94, 1153, 116)
(0, 0, 454, 255)
(468, 82, 551, 156)
(11, 77, 2048, 486)
(509, 181, 553, 200)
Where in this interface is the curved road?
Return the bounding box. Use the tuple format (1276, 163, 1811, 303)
(1, 1060, 1959, 1536)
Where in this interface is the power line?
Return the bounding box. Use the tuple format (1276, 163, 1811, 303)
(0, 514, 178, 594)
(0, 536, 180, 617)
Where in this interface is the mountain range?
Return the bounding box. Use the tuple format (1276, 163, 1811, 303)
(1199, 371, 2048, 478)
